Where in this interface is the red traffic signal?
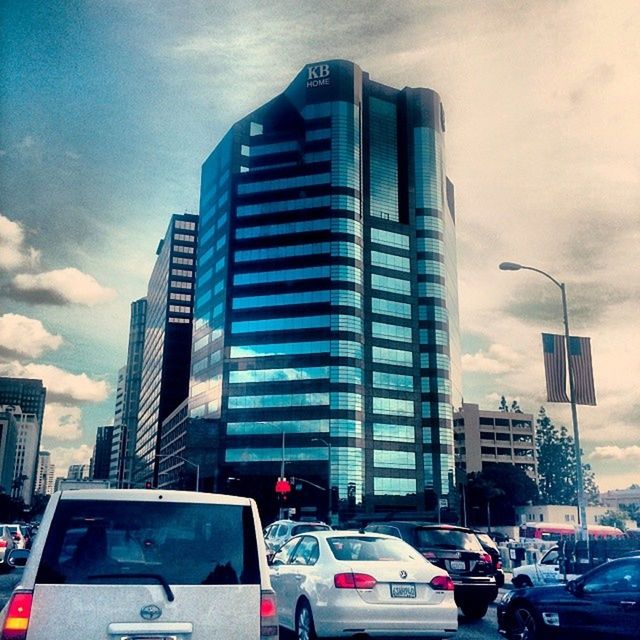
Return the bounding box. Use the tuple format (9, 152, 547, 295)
(145, 481, 152, 489)
(275, 478, 291, 494)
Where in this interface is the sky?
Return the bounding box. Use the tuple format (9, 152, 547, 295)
(0, 0, 638, 492)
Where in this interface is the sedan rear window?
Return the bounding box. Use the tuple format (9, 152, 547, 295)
(36, 499, 260, 586)
(291, 524, 330, 536)
(416, 528, 484, 551)
(328, 536, 416, 562)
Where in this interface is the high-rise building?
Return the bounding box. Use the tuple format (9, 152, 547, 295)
(93, 425, 114, 480)
(5, 405, 42, 505)
(0, 377, 46, 427)
(191, 60, 461, 521)
(35, 450, 55, 495)
(0, 407, 19, 493)
(110, 298, 147, 488)
(67, 464, 90, 480)
(453, 403, 538, 481)
(135, 215, 198, 486)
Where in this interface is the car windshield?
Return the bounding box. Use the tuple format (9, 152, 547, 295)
(416, 528, 484, 551)
(35, 499, 260, 586)
(327, 536, 416, 561)
(291, 524, 330, 536)
(7, 526, 20, 535)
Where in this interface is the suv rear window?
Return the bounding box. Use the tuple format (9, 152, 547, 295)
(416, 528, 484, 551)
(36, 499, 260, 586)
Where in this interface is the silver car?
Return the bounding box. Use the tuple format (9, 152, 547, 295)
(0, 525, 16, 571)
(270, 530, 458, 638)
(0, 489, 278, 640)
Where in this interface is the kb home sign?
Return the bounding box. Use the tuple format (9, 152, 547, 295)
(306, 64, 330, 88)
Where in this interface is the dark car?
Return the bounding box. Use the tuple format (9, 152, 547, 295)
(365, 521, 498, 618)
(474, 530, 505, 588)
(497, 556, 640, 639)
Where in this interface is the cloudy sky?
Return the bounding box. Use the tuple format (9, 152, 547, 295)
(1, 0, 638, 491)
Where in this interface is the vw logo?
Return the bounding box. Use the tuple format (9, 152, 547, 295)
(140, 604, 162, 621)
(399, 570, 408, 579)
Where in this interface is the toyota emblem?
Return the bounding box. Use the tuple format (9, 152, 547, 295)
(399, 570, 408, 579)
(140, 604, 162, 621)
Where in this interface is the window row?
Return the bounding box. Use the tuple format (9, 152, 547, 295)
(371, 297, 412, 319)
(371, 227, 410, 249)
(372, 321, 412, 343)
(371, 251, 410, 272)
(374, 449, 415, 470)
(237, 195, 330, 218)
(372, 396, 415, 417)
(236, 218, 330, 240)
(234, 265, 330, 286)
(372, 273, 411, 295)
(237, 172, 330, 195)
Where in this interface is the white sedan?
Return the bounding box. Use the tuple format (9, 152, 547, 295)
(269, 530, 458, 639)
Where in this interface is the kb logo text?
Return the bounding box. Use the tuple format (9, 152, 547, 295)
(307, 64, 330, 88)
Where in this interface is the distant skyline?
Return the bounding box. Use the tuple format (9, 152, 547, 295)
(1, 0, 638, 491)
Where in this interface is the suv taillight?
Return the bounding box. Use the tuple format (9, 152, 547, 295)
(0, 540, 6, 548)
(260, 589, 278, 638)
(430, 575, 455, 591)
(1, 591, 32, 640)
(334, 573, 377, 589)
(480, 552, 493, 565)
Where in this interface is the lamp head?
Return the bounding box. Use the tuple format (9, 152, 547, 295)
(499, 262, 523, 271)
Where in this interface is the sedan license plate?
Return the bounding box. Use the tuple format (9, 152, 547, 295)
(449, 560, 466, 571)
(390, 583, 416, 598)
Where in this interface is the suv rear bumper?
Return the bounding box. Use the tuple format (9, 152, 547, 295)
(453, 578, 498, 604)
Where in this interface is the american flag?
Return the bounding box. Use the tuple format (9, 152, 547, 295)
(569, 336, 597, 406)
(542, 333, 570, 403)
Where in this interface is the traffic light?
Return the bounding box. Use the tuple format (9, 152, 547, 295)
(145, 481, 152, 489)
(275, 478, 291, 494)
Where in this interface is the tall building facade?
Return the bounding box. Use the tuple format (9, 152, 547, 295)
(453, 403, 538, 481)
(35, 450, 55, 495)
(135, 215, 198, 485)
(0, 407, 18, 493)
(191, 60, 461, 520)
(0, 377, 46, 427)
(7, 406, 42, 505)
(110, 297, 147, 487)
(92, 425, 114, 480)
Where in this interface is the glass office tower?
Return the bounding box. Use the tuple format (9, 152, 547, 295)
(191, 60, 461, 520)
(135, 214, 198, 486)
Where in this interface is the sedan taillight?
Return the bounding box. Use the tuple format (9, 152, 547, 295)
(1, 591, 33, 640)
(430, 575, 455, 591)
(334, 572, 377, 589)
(0, 540, 7, 548)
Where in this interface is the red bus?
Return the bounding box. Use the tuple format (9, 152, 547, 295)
(519, 522, 624, 541)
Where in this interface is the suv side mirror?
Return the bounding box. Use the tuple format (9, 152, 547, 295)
(567, 579, 583, 596)
(7, 548, 30, 567)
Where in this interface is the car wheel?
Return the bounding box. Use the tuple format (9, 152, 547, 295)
(460, 601, 489, 619)
(512, 575, 533, 589)
(296, 601, 317, 640)
(510, 605, 538, 640)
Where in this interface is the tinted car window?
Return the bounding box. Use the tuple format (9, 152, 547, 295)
(328, 536, 416, 562)
(291, 524, 330, 536)
(583, 560, 640, 594)
(272, 537, 301, 565)
(36, 499, 260, 586)
(416, 528, 483, 551)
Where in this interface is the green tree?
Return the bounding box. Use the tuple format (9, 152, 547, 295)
(599, 510, 627, 530)
(619, 503, 640, 527)
(498, 396, 522, 413)
(535, 406, 600, 506)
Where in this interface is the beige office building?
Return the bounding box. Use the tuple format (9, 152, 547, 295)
(454, 403, 538, 481)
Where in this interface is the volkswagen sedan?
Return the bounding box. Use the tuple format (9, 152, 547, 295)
(269, 530, 458, 639)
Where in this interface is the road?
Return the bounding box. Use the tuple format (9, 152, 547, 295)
(1, 568, 503, 638)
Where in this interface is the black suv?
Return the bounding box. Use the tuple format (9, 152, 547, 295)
(365, 521, 498, 618)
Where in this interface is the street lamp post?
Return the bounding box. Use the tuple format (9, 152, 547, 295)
(312, 437, 333, 523)
(156, 454, 200, 492)
(499, 262, 589, 548)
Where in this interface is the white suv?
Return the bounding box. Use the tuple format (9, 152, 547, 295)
(263, 520, 331, 554)
(0, 489, 278, 640)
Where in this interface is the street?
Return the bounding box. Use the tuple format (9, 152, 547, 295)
(0, 564, 502, 639)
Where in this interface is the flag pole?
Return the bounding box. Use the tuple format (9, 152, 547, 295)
(560, 282, 589, 552)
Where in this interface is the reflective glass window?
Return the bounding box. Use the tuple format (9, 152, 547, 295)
(371, 298, 412, 319)
(236, 218, 330, 239)
(236, 196, 330, 218)
(235, 242, 330, 262)
(226, 420, 329, 435)
(228, 392, 329, 409)
(373, 477, 416, 495)
(330, 366, 363, 385)
(228, 367, 329, 384)
(372, 322, 412, 343)
(232, 290, 330, 309)
(372, 371, 414, 391)
(330, 340, 363, 359)
(226, 448, 326, 462)
(371, 228, 409, 249)
(374, 450, 415, 469)
(371, 251, 410, 272)
(234, 265, 329, 286)
(372, 423, 415, 442)
(237, 173, 330, 195)
(369, 97, 398, 221)
(231, 315, 330, 334)
(229, 341, 329, 358)
(372, 397, 414, 416)
(331, 315, 363, 334)
(372, 346, 413, 366)
(371, 273, 411, 295)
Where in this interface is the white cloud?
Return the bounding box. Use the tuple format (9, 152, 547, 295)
(462, 343, 520, 374)
(48, 444, 93, 478)
(0, 361, 109, 403)
(43, 403, 83, 441)
(0, 213, 40, 271)
(10, 268, 117, 306)
(0, 313, 63, 359)
(589, 446, 640, 463)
